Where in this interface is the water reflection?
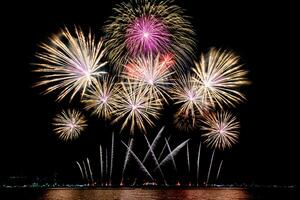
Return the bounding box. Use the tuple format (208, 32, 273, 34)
(40, 188, 249, 200)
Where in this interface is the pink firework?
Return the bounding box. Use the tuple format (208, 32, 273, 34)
(125, 16, 170, 56)
(124, 53, 174, 79)
(160, 53, 175, 68)
(123, 54, 174, 103)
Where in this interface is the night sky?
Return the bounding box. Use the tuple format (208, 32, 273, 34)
(1, 1, 298, 186)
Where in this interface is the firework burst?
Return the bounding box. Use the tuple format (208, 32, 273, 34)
(123, 54, 174, 103)
(193, 48, 249, 108)
(112, 81, 161, 134)
(172, 74, 210, 127)
(202, 111, 239, 150)
(104, 0, 195, 71)
(83, 75, 119, 120)
(34, 27, 107, 101)
(52, 109, 87, 141)
(126, 15, 170, 56)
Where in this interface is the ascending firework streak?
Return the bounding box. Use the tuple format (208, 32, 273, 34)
(109, 132, 114, 185)
(105, 148, 108, 185)
(216, 160, 223, 181)
(34, 26, 107, 101)
(121, 138, 134, 185)
(121, 141, 154, 181)
(99, 145, 103, 185)
(157, 136, 171, 161)
(155, 139, 189, 171)
(104, 0, 195, 71)
(143, 134, 167, 185)
(193, 48, 249, 109)
(83, 75, 119, 120)
(52, 109, 87, 141)
(87, 158, 94, 183)
(82, 160, 88, 182)
(131, 127, 165, 186)
(112, 81, 161, 134)
(202, 111, 240, 184)
(186, 142, 190, 184)
(124, 54, 174, 103)
(196, 142, 202, 186)
(206, 150, 215, 185)
(142, 127, 165, 163)
(165, 138, 177, 173)
(76, 161, 85, 180)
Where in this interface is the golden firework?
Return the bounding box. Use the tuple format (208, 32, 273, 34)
(112, 80, 161, 134)
(202, 111, 239, 150)
(193, 48, 249, 108)
(83, 75, 119, 120)
(52, 109, 87, 141)
(172, 74, 210, 127)
(34, 26, 107, 101)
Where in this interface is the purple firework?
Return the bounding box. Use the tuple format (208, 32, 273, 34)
(125, 16, 170, 56)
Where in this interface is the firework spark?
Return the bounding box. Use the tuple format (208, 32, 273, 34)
(112, 81, 161, 134)
(52, 109, 87, 141)
(83, 75, 119, 120)
(172, 74, 209, 129)
(124, 54, 174, 103)
(202, 111, 239, 150)
(34, 27, 107, 101)
(104, 0, 195, 71)
(193, 48, 249, 108)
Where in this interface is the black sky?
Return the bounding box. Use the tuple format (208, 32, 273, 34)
(1, 1, 298, 185)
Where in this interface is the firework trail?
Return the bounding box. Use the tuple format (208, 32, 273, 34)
(76, 161, 84, 180)
(155, 139, 189, 171)
(193, 48, 249, 108)
(202, 111, 240, 150)
(83, 75, 119, 120)
(165, 138, 177, 173)
(131, 127, 165, 186)
(158, 136, 171, 161)
(206, 149, 215, 185)
(121, 141, 154, 181)
(87, 158, 94, 183)
(216, 160, 223, 181)
(143, 134, 167, 185)
(34, 27, 107, 101)
(104, 0, 195, 71)
(142, 126, 165, 163)
(109, 132, 114, 185)
(196, 142, 202, 186)
(52, 109, 87, 141)
(112, 81, 161, 134)
(82, 160, 88, 182)
(123, 54, 174, 103)
(99, 145, 103, 185)
(121, 138, 134, 185)
(105, 148, 108, 185)
(186, 142, 190, 184)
